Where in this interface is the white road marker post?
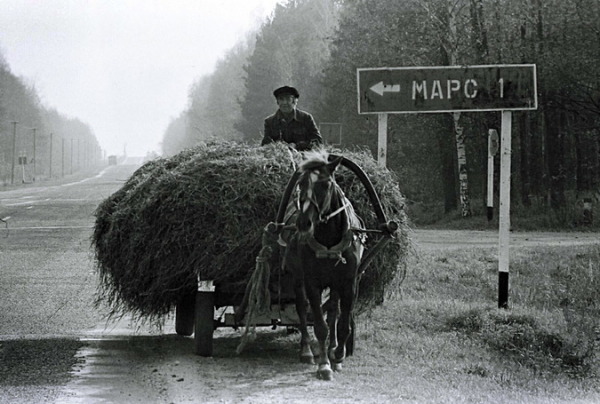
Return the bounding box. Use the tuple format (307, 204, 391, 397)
(498, 111, 512, 309)
(378, 113, 388, 167)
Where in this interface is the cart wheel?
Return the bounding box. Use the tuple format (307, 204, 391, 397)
(175, 293, 195, 336)
(194, 291, 215, 356)
(346, 315, 356, 357)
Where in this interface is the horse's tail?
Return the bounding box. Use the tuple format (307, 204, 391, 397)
(236, 223, 278, 354)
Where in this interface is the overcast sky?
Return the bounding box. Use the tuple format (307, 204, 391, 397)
(0, 0, 281, 156)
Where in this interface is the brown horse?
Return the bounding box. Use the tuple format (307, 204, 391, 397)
(283, 150, 365, 380)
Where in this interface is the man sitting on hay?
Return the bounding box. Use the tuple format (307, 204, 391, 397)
(261, 85, 323, 151)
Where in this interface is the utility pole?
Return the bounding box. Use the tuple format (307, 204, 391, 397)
(49, 133, 53, 178)
(62, 138, 65, 178)
(32, 128, 37, 182)
(11, 121, 17, 185)
(70, 138, 74, 175)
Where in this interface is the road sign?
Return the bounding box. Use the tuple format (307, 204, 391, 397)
(357, 64, 537, 114)
(357, 64, 539, 309)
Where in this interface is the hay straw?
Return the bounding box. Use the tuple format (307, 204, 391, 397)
(92, 141, 410, 323)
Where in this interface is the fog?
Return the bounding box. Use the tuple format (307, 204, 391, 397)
(0, 0, 281, 156)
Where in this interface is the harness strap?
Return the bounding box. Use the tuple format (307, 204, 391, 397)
(306, 230, 356, 265)
(320, 200, 351, 223)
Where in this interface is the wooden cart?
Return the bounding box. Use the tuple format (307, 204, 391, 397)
(174, 275, 333, 357)
(174, 154, 396, 357)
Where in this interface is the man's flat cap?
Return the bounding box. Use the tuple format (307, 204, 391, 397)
(273, 86, 299, 98)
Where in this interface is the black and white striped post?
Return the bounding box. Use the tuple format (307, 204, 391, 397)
(498, 112, 512, 309)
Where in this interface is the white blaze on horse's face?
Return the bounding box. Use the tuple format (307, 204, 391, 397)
(302, 171, 319, 213)
(310, 172, 319, 183)
(297, 168, 325, 234)
(302, 199, 311, 213)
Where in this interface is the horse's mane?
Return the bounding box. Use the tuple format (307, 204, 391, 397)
(299, 149, 329, 172)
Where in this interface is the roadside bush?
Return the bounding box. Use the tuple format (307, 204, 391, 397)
(445, 306, 598, 377)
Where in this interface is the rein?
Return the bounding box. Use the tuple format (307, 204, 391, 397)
(319, 198, 351, 224)
(301, 179, 351, 225)
(301, 183, 356, 265)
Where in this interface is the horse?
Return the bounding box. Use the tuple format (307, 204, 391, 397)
(283, 150, 365, 380)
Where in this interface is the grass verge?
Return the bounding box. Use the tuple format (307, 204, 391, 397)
(354, 244, 600, 402)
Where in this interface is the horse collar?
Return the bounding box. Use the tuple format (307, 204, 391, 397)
(306, 230, 355, 265)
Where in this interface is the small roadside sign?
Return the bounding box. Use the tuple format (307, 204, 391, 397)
(489, 129, 499, 156)
(358, 64, 537, 114)
(320, 122, 342, 145)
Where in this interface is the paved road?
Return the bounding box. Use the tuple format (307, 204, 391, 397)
(0, 163, 144, 403)
(412, 229, 600, 250)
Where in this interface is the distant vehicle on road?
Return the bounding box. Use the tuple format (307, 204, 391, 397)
(108, 155, 118, 165)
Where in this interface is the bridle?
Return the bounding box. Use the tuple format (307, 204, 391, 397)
(273, 153, 398, 276)
(298, 169, 350, 226)
(296, 167, 358, 264)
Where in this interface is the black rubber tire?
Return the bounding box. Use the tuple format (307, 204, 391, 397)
(194, 291, 215, 356)
(175, 293, 195, 336)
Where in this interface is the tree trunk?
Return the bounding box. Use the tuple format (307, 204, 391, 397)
(438, 115, 458, 213)
(447, 1, 471, 217)
(454, 112, 472, 217)
(519, 113, 531, 206)
(545, 90, 566, 209)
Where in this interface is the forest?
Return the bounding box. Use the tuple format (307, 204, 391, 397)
(162, 0, 600, 227)
(0, 54, 102, 184)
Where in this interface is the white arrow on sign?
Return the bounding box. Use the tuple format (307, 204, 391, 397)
(370, 81, 401, 96)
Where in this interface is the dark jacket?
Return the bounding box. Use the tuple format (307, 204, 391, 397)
(261, 109, 323, 151)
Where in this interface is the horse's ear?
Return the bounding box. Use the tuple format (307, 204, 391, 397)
(326, 156, 343, 174)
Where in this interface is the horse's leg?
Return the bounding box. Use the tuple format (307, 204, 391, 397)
(331, 278, 355, 372)
(325, 290, 340, 368)
(294, 280, 314, 364)
(306, 283, 333, 380)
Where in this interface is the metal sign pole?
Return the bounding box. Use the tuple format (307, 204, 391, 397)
(378, 113, 387, 167)
(498, 111, 512, 308)
(487, 129, 499, 221)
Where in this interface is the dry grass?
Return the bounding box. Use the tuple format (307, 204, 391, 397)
(348, 244, 600, 402)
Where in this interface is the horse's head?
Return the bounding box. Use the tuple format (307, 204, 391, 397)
(295, 151, 343, 237)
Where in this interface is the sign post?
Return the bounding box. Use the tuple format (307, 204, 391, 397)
(378, 114, 388, 166)
(357, 64, 537, 309)
(319, 122, 343, 146)
(498, 111, 512, 308)
(487, 129, 499, 221)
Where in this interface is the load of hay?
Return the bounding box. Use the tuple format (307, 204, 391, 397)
(92, 141, 410, 323)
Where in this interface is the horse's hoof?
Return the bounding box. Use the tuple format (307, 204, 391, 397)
(317, 364, 334, 381)
(300, 354, 315, 364)
(329, 349, 345, 371)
